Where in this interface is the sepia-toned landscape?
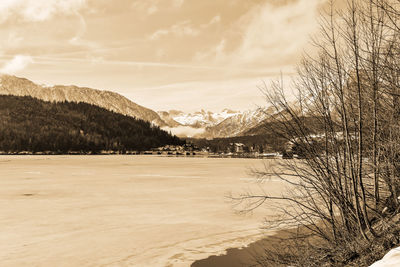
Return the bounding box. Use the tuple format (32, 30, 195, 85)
(2, 0, 400, 266)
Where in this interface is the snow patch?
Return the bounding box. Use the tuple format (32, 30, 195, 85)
(370, 247, 400, 267)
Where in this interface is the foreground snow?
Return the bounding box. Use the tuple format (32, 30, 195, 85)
(370, 247, 400, 267)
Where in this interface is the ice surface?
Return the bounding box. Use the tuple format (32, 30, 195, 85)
(0, 156, 285, 266)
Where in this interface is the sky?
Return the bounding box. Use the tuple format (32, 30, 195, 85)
(0, 0, 332, 112)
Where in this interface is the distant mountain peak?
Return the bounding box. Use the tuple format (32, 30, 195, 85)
(198, 107, 273, 138)
(160, 109, 241, 129)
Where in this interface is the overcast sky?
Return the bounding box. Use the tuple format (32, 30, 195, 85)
(0, 0, 334, 112)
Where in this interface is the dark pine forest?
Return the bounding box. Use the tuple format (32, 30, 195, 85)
(0, 95, 183, 153)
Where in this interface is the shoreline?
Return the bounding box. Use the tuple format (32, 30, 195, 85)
(0, 153, 282, 160)
(191, 229, 292, 267)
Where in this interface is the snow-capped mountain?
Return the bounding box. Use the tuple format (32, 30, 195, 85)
(157, 107, 275, 138)
(158, 109, 240, 128)
(199, 107, 276, 138)
(0, 75, 167, 126)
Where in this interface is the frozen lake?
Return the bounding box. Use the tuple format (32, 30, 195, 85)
(0, 155, 286, 266)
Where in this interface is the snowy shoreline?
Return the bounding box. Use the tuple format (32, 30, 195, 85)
(370, 247, 400, 267)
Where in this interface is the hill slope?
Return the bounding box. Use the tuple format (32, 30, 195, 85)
(0, 75, 167, 126)
(0, 95, 182, 153)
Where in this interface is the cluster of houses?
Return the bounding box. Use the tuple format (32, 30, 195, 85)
(201, 143, 283, 158)
(141, 143, 201, 156)
(133, 142, 292, 158)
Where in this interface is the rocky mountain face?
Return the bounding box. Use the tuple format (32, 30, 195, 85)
(156, 107, 278, 139)
(158, 109, 240, 129)
(200, 107, 275, 138)
(0, 75, 167, 127)
(157, 111, 182, 128)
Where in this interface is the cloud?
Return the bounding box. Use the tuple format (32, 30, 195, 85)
(150, 20, 200, 40)
(215, 39, 226, 58)
(150, 29, 170, 40)
(194, 39, 225, 62)
(147, 5, 158, 15)
(201, 15, 221, 28)
(162, 126, 204, 138)
(131, 0, 159, 15)
(0, 0, 86, 23)
(131, 0, 184, 15)
(232, 0, 325, 66)
(0, 32, 24, 51)
(0, 55, 33, 74)
(172, 0, 184, 8)
(69, 12, 99, 49)
(130, 77, 289, 113)
(150, 15, 220, 41)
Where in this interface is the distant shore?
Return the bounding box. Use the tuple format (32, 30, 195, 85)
(0, 151, 283, 159)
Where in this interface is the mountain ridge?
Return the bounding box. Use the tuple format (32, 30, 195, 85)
(0, 75, 167, 127)
(197, 107, 275, 139)
(158, 109, 240, 129)
(0, 75, 275, 139)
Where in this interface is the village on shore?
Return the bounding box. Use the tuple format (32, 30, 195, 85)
(0, 142, 296, 159)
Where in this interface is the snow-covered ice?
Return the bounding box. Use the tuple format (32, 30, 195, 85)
(0, 155, 284, 266)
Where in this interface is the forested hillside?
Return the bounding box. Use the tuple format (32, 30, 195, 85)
(0, 74, 168, 126)
(0, 95, 183, 153)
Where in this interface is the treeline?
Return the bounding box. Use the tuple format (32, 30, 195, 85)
(188, 134, 287, 153)
(0, 95, 183, 153)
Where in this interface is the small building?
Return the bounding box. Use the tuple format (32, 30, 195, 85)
(229, 143, 246, 153)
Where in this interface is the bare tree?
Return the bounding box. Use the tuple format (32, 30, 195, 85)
(232, 0, 400, 265)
